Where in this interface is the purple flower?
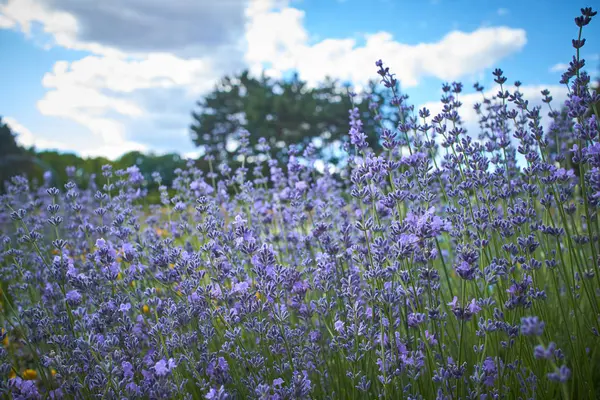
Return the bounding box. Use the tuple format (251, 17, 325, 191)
(348, 107, 368, 150)
(233, 281, 249, 293)
(65, 290, 82, 306)
(122, 361, 134, 380)
(154, 358, 176, 376)
(405, 207, 451, 238)
(8, 377, 41, 399)
(295, 181, 308, 191)
(232, 215, 247, 227)
(481, 357, 497, 387)
(125, 382, 141, 396)
(425, 330, 437, 346)
(467, 299, 481, 315)
(553, 167, 575, 181)
(206, 386, 228, 399)
(127, 165, 144, 184)
(122, 242, 137, 261)
(448, 296, 459, 308)
(455, 261, 477, 280)
(585, 142, 600, 156)
(521, 316, 545, 336)
(482, 357, 496, 374)
(398, 233, 419, 246)
(534, 342, 556, 360)
(210, 284, 223, 299)
(408, 312, 426, 328)
(547, 365, 571, 383)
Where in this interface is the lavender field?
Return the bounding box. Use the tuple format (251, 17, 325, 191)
(1, 6, 600, 400)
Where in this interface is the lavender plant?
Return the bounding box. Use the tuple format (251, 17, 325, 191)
(1, 7, 599, 400)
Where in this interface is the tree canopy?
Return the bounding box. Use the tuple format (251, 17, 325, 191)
(190, 70, 402, 167)
(0, 117, 33, 188)
(0, 117, 22, 157)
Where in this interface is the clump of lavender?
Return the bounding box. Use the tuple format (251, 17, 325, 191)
(1, 7, 599, 400)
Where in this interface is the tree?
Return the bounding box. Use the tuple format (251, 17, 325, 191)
(0, 117, 30, 189)
(190, 70, 401, 167)
(0, 117, 22, 156)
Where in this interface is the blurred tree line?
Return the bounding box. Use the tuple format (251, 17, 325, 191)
(1, 70, 407, 198)
(3, 67, 599, 199)
(1, 118, 189, 198)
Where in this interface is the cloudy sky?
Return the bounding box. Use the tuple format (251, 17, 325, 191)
(0, 0, 598, 160)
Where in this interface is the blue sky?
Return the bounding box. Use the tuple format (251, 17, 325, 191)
(0, 0, 598, 159)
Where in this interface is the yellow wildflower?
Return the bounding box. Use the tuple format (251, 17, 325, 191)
(117, 272, 123, 280)
(142, 305, 150, 314)
(9, 369, 16, 379)
(23, 369, 37, 380)
(172, 283, 182, 296)
(51, 369, 57, 377)
(255, 292, 262, 301)
(2, 328, 8, 347)
(130, 281, 136, 288)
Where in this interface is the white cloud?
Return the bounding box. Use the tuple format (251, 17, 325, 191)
(33, 51, 226, 158)
(182, 149, 205, 159)
(418, 84, 570, 144)
(0, 0, 248, 57)
(0, 0, 122, 56)
(550, 63, 569, 73)
(0, 13, 14, 28)
(4, 115, 148, 159)
(1, 0, 530, 159)
(0, 0, 248, 159)
(3, 116, 69, 150)
(245, 3, 527, 89)
(416, 84, 573, 170)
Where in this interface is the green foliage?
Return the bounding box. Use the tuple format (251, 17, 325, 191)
(0, 117, 22, 157)
(190, 70, 402, 166)
(0, 127, 188, 200)
(33, 151, 189, 192)
(0, 117, 33, 190)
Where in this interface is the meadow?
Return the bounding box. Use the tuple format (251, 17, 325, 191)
(1, 6, 599, 400)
